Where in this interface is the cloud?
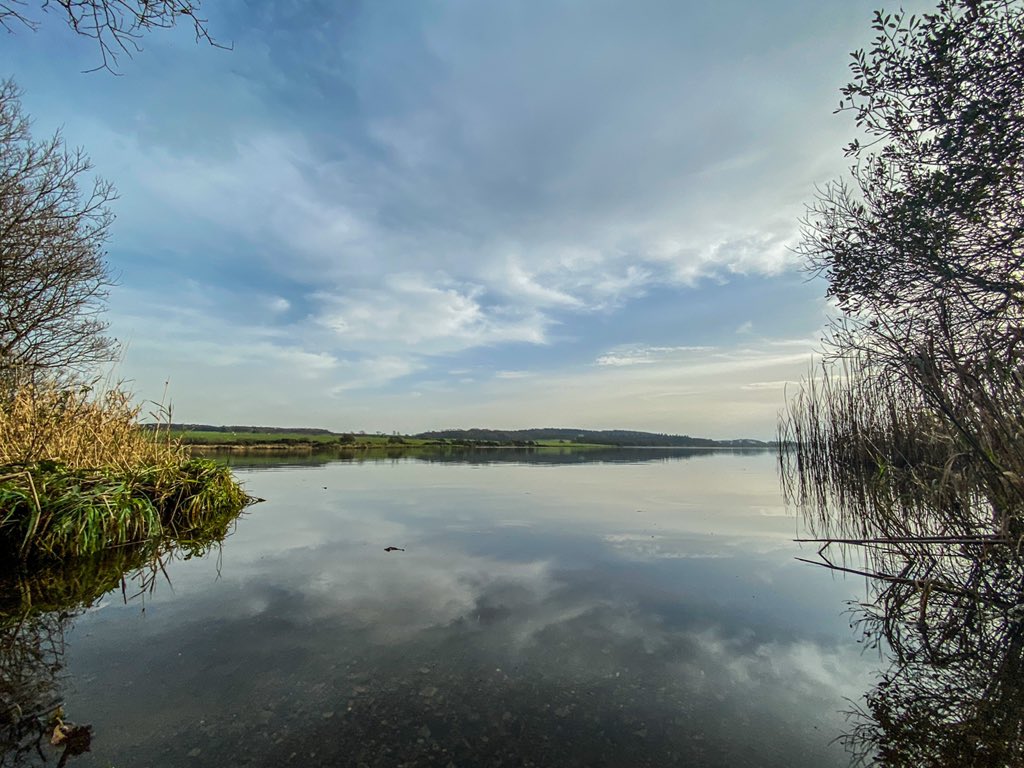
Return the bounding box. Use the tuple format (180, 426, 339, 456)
(260, 296, 289, 314)
(314, 273, 549, 354)
(494, 370, 532, 380)
(596, 345, 714, 367)
(329, 355, 424, 393)
(741, 380, 795, 391)
(69, 0, 842, 335)
(1, 0, 890, 432)
(254, 346, 339, 376)
(489, 258, 585, 310)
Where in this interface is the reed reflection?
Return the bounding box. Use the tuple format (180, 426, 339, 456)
(0, 511, 245, 767)
(780, 368, 1024, 766)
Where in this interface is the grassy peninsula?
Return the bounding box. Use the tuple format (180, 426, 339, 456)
(0, 384, 254, 561)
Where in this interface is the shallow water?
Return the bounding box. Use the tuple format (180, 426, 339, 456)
(5, 449, 876, 767)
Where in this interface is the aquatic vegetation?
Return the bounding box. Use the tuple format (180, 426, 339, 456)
(780, 355, 1024, 765)
(0, 460, 251, 560)
(0, 381, 254, 560)
(779, 355, 1024, 544)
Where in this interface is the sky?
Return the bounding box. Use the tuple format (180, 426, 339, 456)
(0, 0, 929, 439)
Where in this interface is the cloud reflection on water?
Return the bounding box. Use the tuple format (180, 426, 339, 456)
(59, 452, 869, 767)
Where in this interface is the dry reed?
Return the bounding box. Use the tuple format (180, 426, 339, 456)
(779, 354, 1024, 545)
(0, 381, 185, 469)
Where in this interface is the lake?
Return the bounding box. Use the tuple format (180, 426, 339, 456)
(3, 448, 878, 767)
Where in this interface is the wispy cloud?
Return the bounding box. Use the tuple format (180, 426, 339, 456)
(314, 274, 549, 354)
(0, 0, 889, 432)
(329, 356, 424, 393)
(494, 370, 532, 380)
(596, 345, 715, 367)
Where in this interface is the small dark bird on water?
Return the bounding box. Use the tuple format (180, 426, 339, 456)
(384, 546, 405, 552)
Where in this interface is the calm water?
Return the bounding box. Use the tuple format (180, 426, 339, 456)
(8, 449, 878, 767)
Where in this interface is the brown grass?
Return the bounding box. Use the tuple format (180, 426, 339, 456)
(0, 381, 185, 469)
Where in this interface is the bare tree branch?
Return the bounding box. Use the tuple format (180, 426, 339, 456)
(0, 0, 228, 73)
(0, 80, 117, 386)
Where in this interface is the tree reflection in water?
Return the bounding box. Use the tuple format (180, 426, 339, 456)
(0, 510, 244, 766)
(1, 611, 68, 766)
(782, 445, 1024, 766)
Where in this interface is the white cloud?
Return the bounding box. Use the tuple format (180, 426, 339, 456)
(417, 337, 821, 438)
(242, 345, 339, 377)
(741, 380, 795, 391)
(314, 273, 549, 354)
(17, 0, 881, 433)
(329, 356, 423, 393)
(490, 258, 584, 309)
(268, 296, 291, 313)
(596, 345, 714, 367)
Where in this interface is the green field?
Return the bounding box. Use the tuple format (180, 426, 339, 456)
(533, 439, 604, 448)
(172, 430, 440, 447)
(168, 430, 611, 449)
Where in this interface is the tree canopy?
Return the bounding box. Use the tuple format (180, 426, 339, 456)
(788, 4, 1024, 759)
(799, 0, 1024, 370)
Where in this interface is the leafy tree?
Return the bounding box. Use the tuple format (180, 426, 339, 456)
(0, 0, 221, 71)
(0, 80, 117, 384)
(799, 0, 1024, 371)
(788, 5, 1024, 759)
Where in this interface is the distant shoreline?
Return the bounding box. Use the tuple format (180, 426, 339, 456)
(186, 442, 777, 453)
(146, 424, 775, 451)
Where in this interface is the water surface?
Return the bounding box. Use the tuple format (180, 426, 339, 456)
(8, 449, 874, 767)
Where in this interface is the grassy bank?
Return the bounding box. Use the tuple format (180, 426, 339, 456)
(0, 383, 254, 561)
(0, 493, 247, 767)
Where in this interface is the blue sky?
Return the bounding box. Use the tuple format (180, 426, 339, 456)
(0, 0, 927, 438)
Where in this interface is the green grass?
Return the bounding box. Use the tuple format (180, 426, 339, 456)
(176, 430, 347, 444)
(175, 430, 444, 446)
(533, 440, 606, 448)
(0, 458, 253, 561)
(174, 429, 583, 448)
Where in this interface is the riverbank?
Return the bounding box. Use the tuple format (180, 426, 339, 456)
(184, 438, 602, 452)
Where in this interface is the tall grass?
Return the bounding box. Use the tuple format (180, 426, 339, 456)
(0, 381, 185, 469)
(779, 354, 1024, 544)
(0, 381, 253, 561)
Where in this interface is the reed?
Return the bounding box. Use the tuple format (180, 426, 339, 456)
(779, 354, 1024, 544)
(0, 381, 254, 560)
(0, 381, 185, 469)
(780, 355, 1024, 766)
